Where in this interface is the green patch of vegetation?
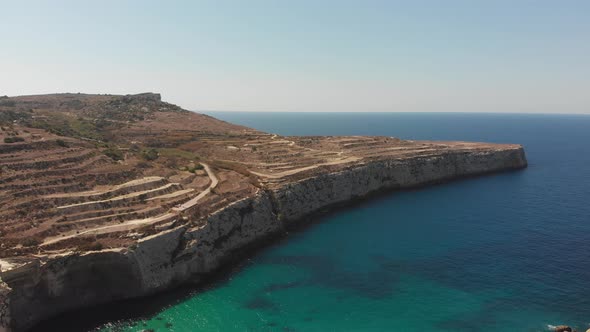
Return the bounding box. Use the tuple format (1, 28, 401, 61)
(141, 148, 159, 161)
(0, 109, 30, 126)
(4, 136, 25, 143)
(103, 146, 124, 161)
(55, 139, 69, 147)
(94, 142, 109, 148)
(24, 113, 114, 141)
(187, 163, 204, 173)
(68, 117, 102, 138)
(157, 148, 199, 160)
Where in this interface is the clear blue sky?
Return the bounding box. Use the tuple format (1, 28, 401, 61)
(1, 0, 589, 113)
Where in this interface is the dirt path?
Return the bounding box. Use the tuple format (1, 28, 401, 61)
(41, 163, 217, 246)
(172, 163, 218, 211)
(270, 133, 295, 146)
(42, 212, 176, 246)
(250, 156, 361, 179)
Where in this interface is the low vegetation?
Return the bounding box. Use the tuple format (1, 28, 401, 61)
(103, 146, 124, 161)
(55, 139, 69, 147)
(211, 159, 262, 187)
(141, 148, 159, 161)
(157, 148, 199, 160)
(21, 237, 41, 247)
(0, 109, 30, 126)
(4, 136, 25, 143)
(187, 163, 204, 173)
(0, 100, 16, 107)
(23, 113, 115, 141)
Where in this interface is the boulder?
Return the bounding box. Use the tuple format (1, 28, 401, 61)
(554, 326, 572, 332)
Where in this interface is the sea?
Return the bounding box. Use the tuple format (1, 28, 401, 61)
(34, 112, 590, 332)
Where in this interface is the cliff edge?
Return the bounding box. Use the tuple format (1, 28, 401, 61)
(0, 93, 527, 331)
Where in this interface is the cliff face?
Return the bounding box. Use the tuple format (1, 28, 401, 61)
(0, 147, 527, 331)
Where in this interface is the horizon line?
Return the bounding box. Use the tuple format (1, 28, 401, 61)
(4, 92, 588, 116)
(197, 109, 590, 116)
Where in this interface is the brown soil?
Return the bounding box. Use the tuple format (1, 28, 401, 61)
(0, 93, 520, 258)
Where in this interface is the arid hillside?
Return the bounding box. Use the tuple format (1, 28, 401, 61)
(0, 93, 521, 259)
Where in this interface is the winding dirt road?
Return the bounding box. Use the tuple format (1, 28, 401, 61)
(172, 163, 218, 211)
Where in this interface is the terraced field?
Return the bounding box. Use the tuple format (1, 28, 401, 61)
(0, 93, 514, 259)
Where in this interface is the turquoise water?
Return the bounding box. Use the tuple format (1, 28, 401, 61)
(38, 113, 590, 332)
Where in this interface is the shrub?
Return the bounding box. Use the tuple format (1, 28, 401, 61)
(56, 139, 68, 147)
(187, 163, 204, 173)
(103, 147, 124, 161)
(136, 161, 150, 169)
(141, 148, 159, 161)
(4, 136, 25, 143)
(129, 144, 140, 152)
(21, 237, 41, 247)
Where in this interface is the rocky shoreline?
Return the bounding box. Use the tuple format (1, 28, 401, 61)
(0, 146, 527, 332)
(551, 325, 590, 332)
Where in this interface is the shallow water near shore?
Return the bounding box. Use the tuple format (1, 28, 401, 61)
(39, 112, 590, 332)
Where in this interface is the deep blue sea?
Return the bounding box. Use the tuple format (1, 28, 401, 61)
(43, 112, 590, 332)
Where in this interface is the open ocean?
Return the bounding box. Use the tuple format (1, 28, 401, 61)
(36, 112, 590, 332)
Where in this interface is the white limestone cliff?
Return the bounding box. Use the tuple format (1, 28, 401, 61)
(0, 146, 527, 331)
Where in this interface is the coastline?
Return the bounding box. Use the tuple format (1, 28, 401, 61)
(0, 146, 527, 332)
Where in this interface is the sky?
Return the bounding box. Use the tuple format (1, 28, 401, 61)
(1, 0, 589, 113)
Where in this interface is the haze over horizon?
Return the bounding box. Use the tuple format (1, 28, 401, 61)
(2, 0, 589, 114)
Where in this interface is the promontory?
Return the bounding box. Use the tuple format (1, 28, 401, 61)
(0, 93, 527, 331)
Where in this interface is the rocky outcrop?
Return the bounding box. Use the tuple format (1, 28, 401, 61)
(126, 92, 161, 102)
(554, 326, 573, 332)
(0, 146, 527, 331)
(0, 280, 10, 332)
